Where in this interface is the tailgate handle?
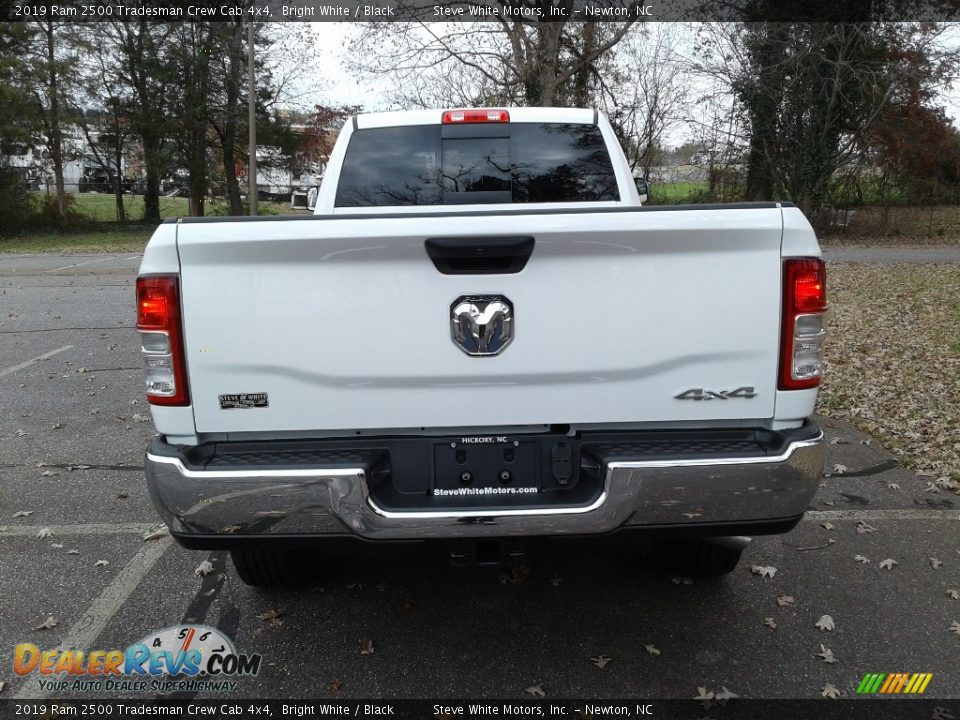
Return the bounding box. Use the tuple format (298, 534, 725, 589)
(425, 236, 534, 275)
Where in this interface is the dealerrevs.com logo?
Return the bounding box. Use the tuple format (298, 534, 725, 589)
(14, 624, 261, 694)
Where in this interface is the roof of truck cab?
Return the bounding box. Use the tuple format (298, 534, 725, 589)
(353, 107, 597, 130)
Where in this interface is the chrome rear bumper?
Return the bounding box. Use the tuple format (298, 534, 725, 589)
(144, 425, 824, 544)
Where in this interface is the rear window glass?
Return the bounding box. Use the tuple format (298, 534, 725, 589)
(334, 123, 619, 207)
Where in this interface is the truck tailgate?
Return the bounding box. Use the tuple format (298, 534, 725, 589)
(176, 207, 784, 433)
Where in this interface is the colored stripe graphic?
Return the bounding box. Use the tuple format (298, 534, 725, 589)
(856, 672, 932, 694)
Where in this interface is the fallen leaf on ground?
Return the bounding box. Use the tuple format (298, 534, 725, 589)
(763, 617, 777, 629)
(644, 644, 660, 656)
(37, 528, 51, 539)
(854, 555, 870, 563)
(94, 560, 109, 567)
(776, 595, 795, 607)
(41, 470, 57, 477)
(816, 615, 835, 631)
(591, 655, 612, 669)
(0, 681, 5, 693)
(950, 621, 960, 635)
(822, 683, 841, 699)
(257, 609, 284, 621)
(821, 522, 835, 531)
(12, 511, 33, 518)
(817, 644, 838, 664)
(856, 521, 877, 534)
(330, 679, 343, 692)
(34, 615, 58, 630)
(142, 525, 169, 541)
(715, 687, 738, 703)
(947, 589, 960, 600)
(525, 685, 545, 698)
(832, 464, 848, 474)
(888, 483, 900, 490)
(750, 565, 777, 579)
(51, 543, 63, 549)
(930, 558, 943, 569)
(693, 687, 715, 708)
(879, 558, 898, 570)
(931, 707, 956, 720)
(194, 560, 214, 577)
(359, 639, 375, 655)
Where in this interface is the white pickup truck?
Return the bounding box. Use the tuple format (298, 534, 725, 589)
(137, 107, 826, 587)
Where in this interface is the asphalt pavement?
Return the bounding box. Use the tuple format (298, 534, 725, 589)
(1, 250, 959, 703)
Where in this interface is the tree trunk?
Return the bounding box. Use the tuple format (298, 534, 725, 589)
(222, 20, 244, 215)
(141, 133, 162, 223)
(112, 118, 126, 222)
(44, 20, 66, 225)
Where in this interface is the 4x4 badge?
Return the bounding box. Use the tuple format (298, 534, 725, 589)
(674, 387, 757, 401)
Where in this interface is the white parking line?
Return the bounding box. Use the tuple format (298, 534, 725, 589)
(12, 537, 173, 700)
(43, 255, 132, 273)
(0, 345, 72, 379)
(0, 523, 158, 537)
(806, 509, 959, 521)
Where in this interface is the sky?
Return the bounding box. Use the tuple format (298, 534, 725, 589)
(305, 22, 960, 148)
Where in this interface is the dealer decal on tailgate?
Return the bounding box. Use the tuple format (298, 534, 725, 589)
(219, 393, 269, 409)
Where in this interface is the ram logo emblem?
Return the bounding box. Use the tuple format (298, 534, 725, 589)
(451, 295, 514, 356)
(675, 387, 758, 401)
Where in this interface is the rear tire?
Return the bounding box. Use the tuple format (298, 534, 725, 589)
(230, 548, 318, 587)
(655, 538, 744, 578)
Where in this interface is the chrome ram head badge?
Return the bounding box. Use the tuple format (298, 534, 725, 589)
(450, 295, 514, 356)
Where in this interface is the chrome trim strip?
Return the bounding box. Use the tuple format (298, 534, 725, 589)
(146, 453, 365, 481)
(367, 490, 610, 520)
(606, 431, 823, 471)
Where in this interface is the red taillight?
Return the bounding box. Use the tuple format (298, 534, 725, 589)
(779, 258, 827, 390)
(137, 282, 170, 329)
(136, 274, 189, 406)
(442, 108, 510, 124)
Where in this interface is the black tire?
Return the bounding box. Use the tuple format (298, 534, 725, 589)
(230, 547, 318, 588)
(655, 538, 744, 578)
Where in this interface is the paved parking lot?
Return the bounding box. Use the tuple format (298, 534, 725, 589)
(1, 252, 960, 702)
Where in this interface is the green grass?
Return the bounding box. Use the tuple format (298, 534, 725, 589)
(60, 193, 191, 222)
(64, 192, 300, 221)
(0, 228, 153, 253)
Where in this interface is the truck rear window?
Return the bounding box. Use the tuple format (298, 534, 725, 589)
(334, 123, 619, 207)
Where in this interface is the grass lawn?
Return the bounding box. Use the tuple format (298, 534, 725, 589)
(817, 263, 960, 486)
(0, 228, 154, 253)
(64, 192, 301, 221)
(66, 193, 191, 222)
(2, 193, 308, 253)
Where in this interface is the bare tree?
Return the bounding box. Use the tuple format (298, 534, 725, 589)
(24, 17, 78, 224)
(349, 14, 639, 109)
(598, 24, 692, 179)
